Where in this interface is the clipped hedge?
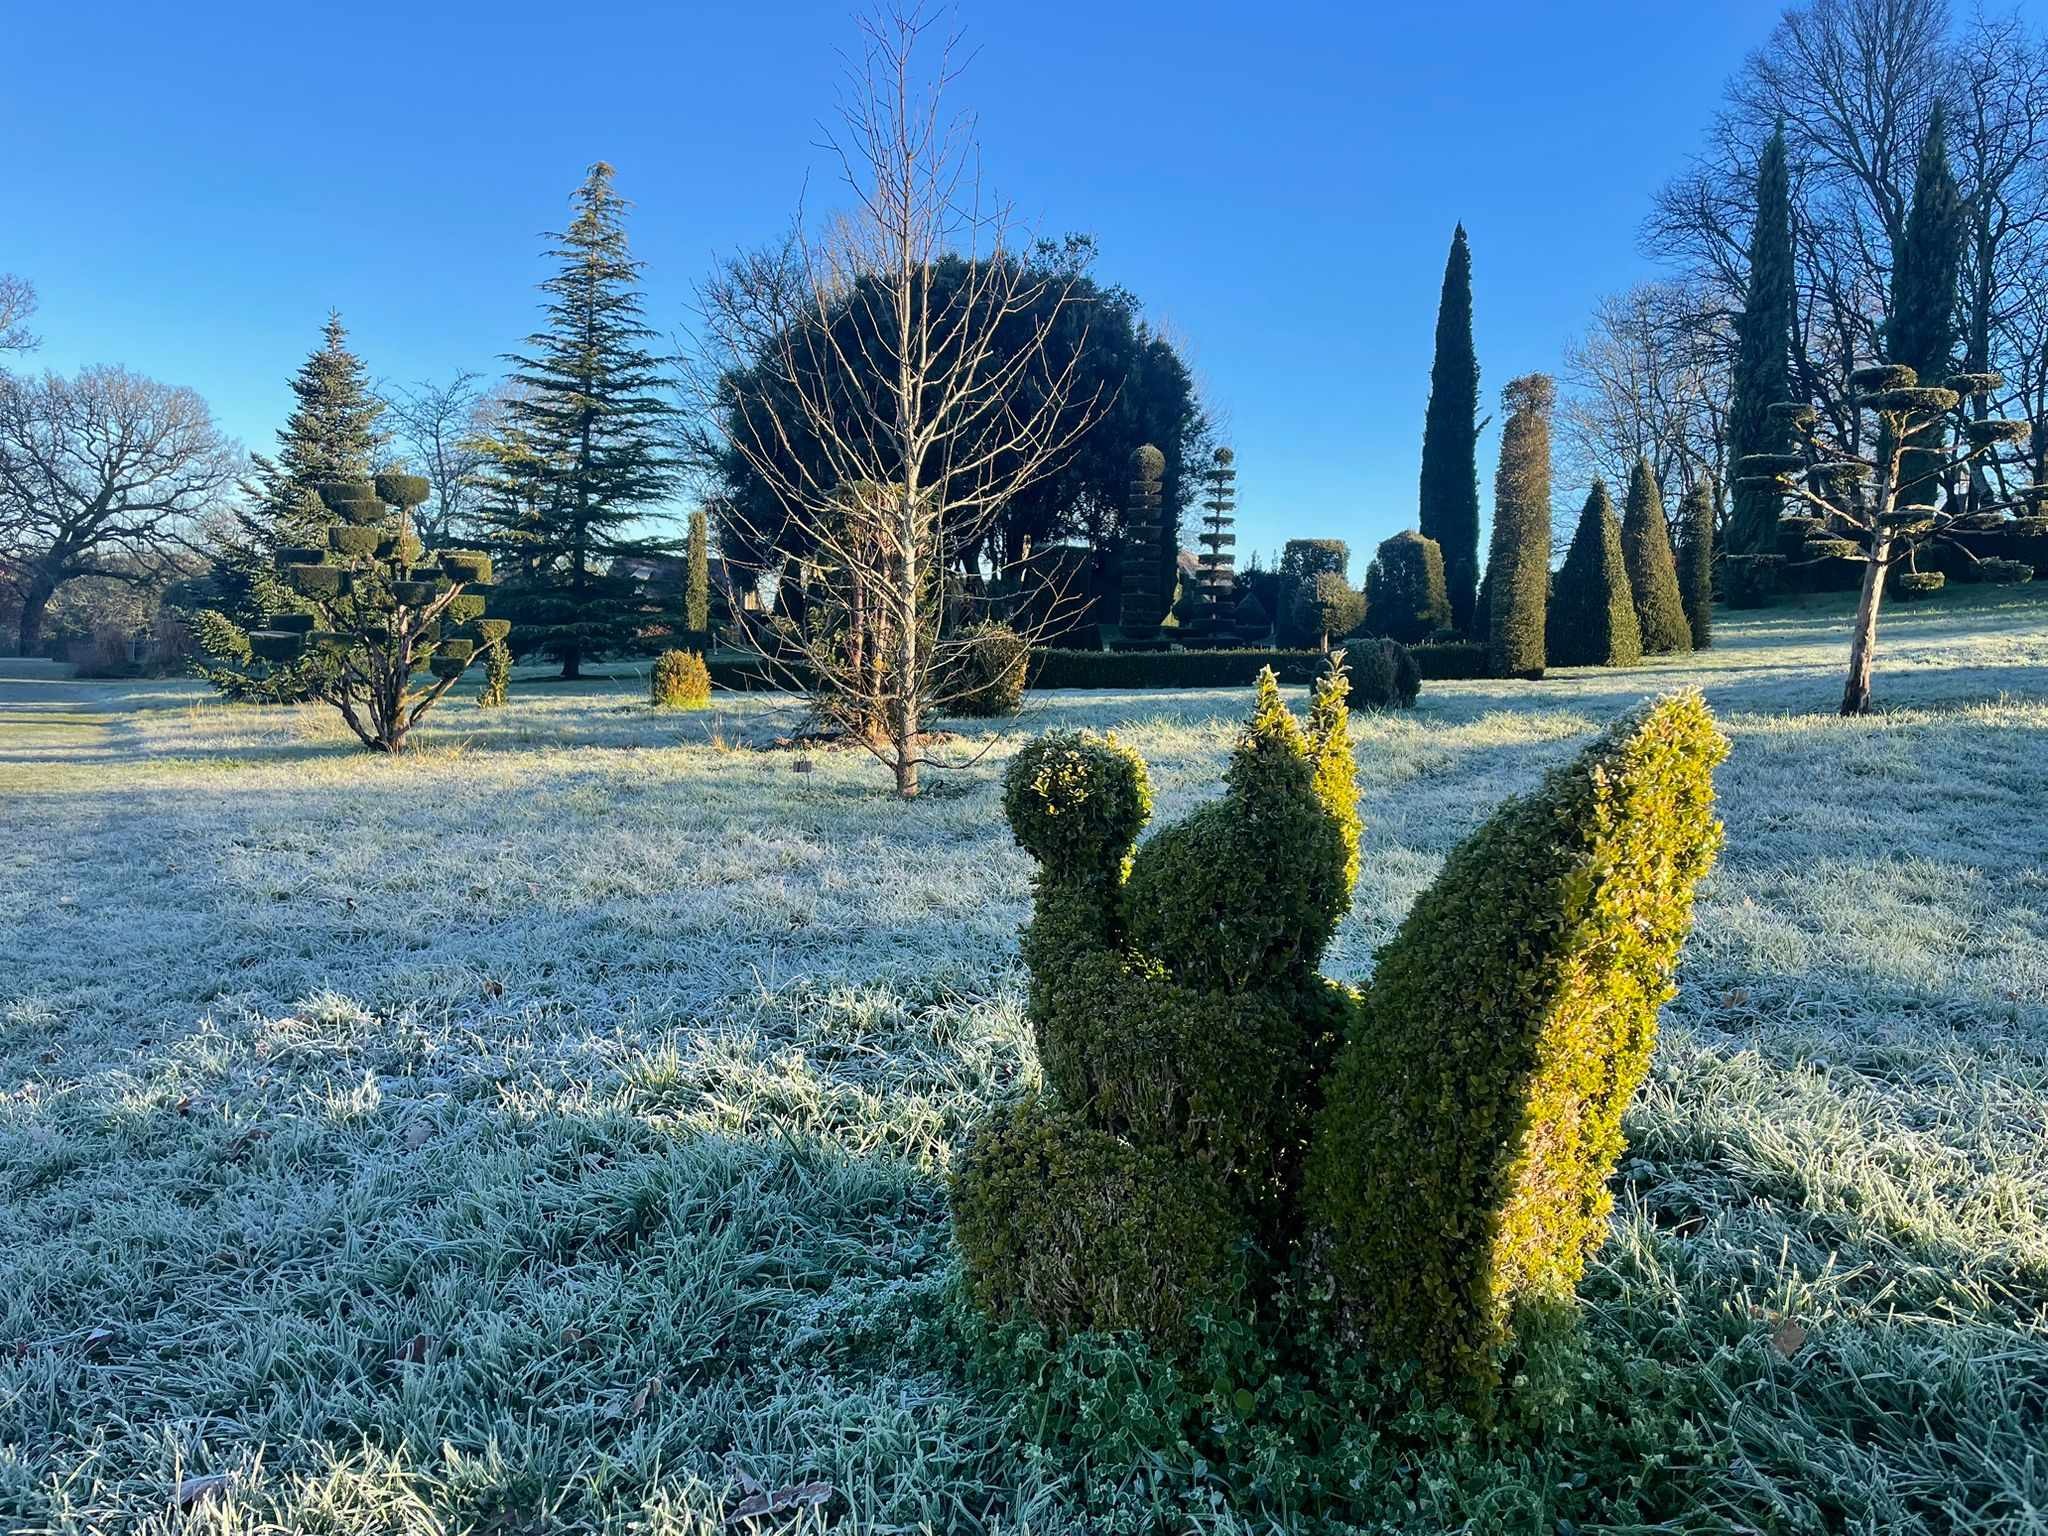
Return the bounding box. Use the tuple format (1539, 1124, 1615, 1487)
(1408, 639, 1488, 680)
(1303, 692, 1727, 1411)
(1029, 645, 1416, 706)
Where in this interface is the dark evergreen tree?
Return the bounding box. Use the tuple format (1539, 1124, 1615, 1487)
(1675, 478, 1715, 650)
(482, 162, 677, 679)
(1114, 445, 1168, 646)
(1621, 458, 1692, 654)
(1486, 375, 1554, 679)
(684, 507, 711, 640)
(1549, 480, 1641, 668)
(1365, 530, 1452, 643)
(1725, 126, 1794, 607)
(1418, 224, 1481, 632)
(1195, 447, 1238, 640)
(1887, 103, 1964, 489)
(195, 312, 389, 700)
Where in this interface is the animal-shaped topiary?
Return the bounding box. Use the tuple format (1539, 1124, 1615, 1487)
(954, 662, 1361, 1342)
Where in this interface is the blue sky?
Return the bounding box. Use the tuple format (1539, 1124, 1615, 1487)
(8, 0, 1822, 566)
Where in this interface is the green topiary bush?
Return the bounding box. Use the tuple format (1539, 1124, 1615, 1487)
(650, 648, 712, 709)
(1364, 531, 1453, 643)
(1302, 692, 1727, 1411)
(1548, 479, 1642, 667)
(944, 622, 1029, 717)
(1621, 458, 1693, 654)
(477, 638, 511, 708)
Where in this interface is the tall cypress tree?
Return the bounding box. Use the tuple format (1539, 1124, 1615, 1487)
(1726, 126, 1794, 607)
(1888, 103, 1963, 488)
(1549, 480, 1641, 668)
(1676, 478, 1716, 650)
(1486, 374, 1554, 679)
(195, 313, 388, 699)
(484, 162, 677, 679)
(684, 507, 711, 640)
(1621, 458, 1692, 654)
(1419, 225, 1481, 633)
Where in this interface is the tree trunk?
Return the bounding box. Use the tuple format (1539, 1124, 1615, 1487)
(17, 579, 54, 658)
(1840, 536, 1889, 716)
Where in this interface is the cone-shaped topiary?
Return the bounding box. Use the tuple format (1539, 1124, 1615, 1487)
(1621, 458, 1692, 654)
(955, 662, 1360, 1339)
(650, 648, 711, 709)
(1487, 375, 1553, 678)
(1676, 478, 1715, 649)
(1364, 530, 1453, 644)
(1549, 480, 1642, 667)
(1303, 692, 1727, 1411)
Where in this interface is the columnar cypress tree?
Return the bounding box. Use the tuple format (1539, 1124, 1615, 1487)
(1549, 480, 1641, 668)
(1621, 458, 1692, 654)
(1196, 447, 1238, 640)
(1676, 478, 1715, 649)
(1888, 103, 1963, 489)
(482, 162, 677, 679)
(1419, 225, 1481, 633)
(684, 507, 711, 639)
(1725, 126, 1794, 607)
(1486, 375, 1554, 679)
(195, 313, 389, 700)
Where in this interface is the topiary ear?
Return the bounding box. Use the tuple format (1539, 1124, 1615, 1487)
(1003, 730, 1151, 881)
(1225, 665, 1314, 809)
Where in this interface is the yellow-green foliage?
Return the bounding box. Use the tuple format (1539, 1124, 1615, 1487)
(650, 649, 711, 710)
(1302, 692, 1727, 1410)
(953, 664, 1359, 1341)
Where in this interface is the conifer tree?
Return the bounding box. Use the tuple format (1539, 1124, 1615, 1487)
(1621, 458, 1692, 654)
(195, 313, 389, 701)
(1419, 225, 1481, 632)
(684, 507, 712, 641)
(1549, 479, 1641, 668)
(1676, 478, 1715, 649)
(1725, 126, 1794, 606)
(1486, 375, 1554, 679)
(481, 162, 677, 679)
(1888, 104, 1964, 488)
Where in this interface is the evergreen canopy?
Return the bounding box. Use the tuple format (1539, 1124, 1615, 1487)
(1418, 225, 1481, 633)
(1725, 126, 1794, 604)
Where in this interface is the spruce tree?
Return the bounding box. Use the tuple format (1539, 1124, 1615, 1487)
(1419, 225, 1481, 633)
(684, 507, 711, 641)
(1888, 104, 1963, 489)
(1725, 126, 1794, 607)
(1549, 480, 1641, 668)
(1621, 458, 1692, 654)
(1676, 478, 1715, 649)
(195, 313, 388, 700)
(482, 162, 677, 679)
(1486, 375, 1554, 679)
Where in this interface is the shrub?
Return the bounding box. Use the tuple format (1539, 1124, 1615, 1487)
(1291, 572, 1367, 650)
(477, 640, 511, 708)
(1409, 638, 1488, 679)
(1364, 531, 1452, 643)
(1979, 557, 2033, 585)
(1548, 479, 1642, 667)
(1891, 570, 1946, 599)
(650, 649, 711, 709)
(1303, 692, 1727, 1411)
(1487, 375, 1553, 678)
(944, 622, 1028, 717)
(1621, 458, 1693, 654)
(1676, 479, 1716, 649)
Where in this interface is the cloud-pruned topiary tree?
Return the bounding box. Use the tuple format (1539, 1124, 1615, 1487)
(1621, 458, 1692, 654)
(1549, 479, 1642, 668)
(220, 475, 506, 752)
(1485, 375, 1553, 679)
(1364, 530, 1452, 644)
(1194, 446, 1239, 641)
(1303, 692, 1727, 1410)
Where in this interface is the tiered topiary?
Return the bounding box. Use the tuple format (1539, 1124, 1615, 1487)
(956, 674, 1727, 1420)
(1364, 530, 1453, 643)
(1303, 692, 1727, 1410)
(650, 648, 712, 709)
(953, 660, 1361, 1339)
(224, 475, 506, 752)
(1548, 479, 1642, 668)
(1115, 444, 1169, 648)
(1194, 447, 1239, 641)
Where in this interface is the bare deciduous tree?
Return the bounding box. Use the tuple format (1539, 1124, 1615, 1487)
(704, 3, 1095, 797)
(380, 370, 491, 546)
(0, 367, 238, 654)
(0, 275, 36, 356)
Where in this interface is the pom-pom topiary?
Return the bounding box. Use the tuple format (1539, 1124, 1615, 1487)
(1303, 693, 1726, 1412)
(1965, 419, 2031, 448)
(650, 648, 712, 709)
(374, 471, 431, 509)
(290, 564, 348, 597)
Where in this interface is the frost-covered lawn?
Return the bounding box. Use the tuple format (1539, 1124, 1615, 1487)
(3, 586, 2046, 1533)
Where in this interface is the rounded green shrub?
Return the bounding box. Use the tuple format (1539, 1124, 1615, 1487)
(1303, 692, 1727, 1413)
(945, 622, 1028, 717)
(951, 1096, 1248, 1346)
(435, 637, 475, 666)
(1364, 531, 1451, 643)
(650, 648, 711, 709)
(473, 618, 512, 645)
(1002, 730, 1151, 883)
(444, 594, 486, 625)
